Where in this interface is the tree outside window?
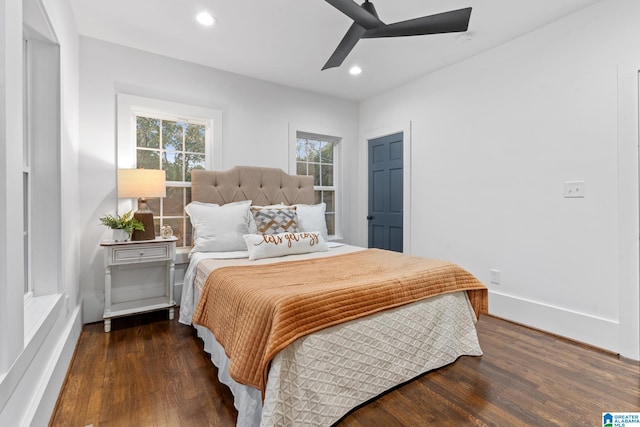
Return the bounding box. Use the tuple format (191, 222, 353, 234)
(135, 116, 206, 247)
(296, 135, 336, 235)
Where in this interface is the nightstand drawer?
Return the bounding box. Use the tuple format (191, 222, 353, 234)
(113, 245, 169, 262)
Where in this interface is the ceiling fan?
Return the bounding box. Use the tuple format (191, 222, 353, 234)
(322, 0, 472, 70)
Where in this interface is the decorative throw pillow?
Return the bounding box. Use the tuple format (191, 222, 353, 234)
(294, 203, 329, 241)
(185, 200, 252, 254)
(247, 204, 285, 234)
(243, 231, 328, 260)
(250, 206, 300, 235)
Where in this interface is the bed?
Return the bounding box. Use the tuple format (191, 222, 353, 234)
(179, 166, 488, 427)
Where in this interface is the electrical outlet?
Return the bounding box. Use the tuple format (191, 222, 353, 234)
(564, 181, 585, 198)
(490, 269, 500, 285)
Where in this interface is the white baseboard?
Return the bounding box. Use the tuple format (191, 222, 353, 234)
(0, 303, 82, 427)
(489, 290, 619, 354)
(31, 305, 82, 426)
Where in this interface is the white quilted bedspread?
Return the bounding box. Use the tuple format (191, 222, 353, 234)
(184, 246, 483, 427)
(261, 291, 482, 427)
(195, 290, 481, 427)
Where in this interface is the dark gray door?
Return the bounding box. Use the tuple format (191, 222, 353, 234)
(368, 132, 403, 252)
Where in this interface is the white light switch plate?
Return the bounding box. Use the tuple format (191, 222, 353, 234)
(490, 269, 500, 285)
(564, 181, 585, 198)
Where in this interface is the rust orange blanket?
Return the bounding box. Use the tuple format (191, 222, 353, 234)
(192, 249, 488, 393)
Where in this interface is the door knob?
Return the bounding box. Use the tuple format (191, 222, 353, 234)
(366, 216, 374, 220)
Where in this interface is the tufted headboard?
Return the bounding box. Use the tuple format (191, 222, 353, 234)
(191, 166, 314, 206)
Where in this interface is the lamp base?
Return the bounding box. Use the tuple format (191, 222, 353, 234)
(132, 211, 156, 241)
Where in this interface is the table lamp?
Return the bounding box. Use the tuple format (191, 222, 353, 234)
(117, 168, 166, 241)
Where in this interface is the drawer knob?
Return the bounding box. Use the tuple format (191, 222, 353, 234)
(139, 251, 144, 256)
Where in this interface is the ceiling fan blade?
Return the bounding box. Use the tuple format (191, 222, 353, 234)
(322, 22, 366, 70)
(362, 7, 472, 38)
(325, 0, 384, 30)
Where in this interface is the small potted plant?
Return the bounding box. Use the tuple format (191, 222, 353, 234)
(99, 210, 145, 242)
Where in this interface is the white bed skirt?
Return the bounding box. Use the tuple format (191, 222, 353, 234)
(194, 291, 482, 427)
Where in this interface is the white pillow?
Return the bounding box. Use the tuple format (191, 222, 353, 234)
(243, 231, 328, 261)
(295, 203, 329, 241)
(185, 200, 251, 254)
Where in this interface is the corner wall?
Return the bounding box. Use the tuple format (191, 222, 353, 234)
(358, 0, 640, 359)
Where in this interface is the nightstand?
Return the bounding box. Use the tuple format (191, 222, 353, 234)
(101, 237, 177, 332)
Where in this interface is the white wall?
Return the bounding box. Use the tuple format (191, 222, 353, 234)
(78, 37, 359, 323)
(0, 0, 82, 425)
(359, 0, 640, 359)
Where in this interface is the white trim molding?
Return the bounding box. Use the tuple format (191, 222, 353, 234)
(615, 64, 640, 360)
(0, 297, 81, 426)
(288, 122, 346, 240)
(116, 93, 223, 216)
(117, 93, 223, 171)
(490, 290, 620, 353)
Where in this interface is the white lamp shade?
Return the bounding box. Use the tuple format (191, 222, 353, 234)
(118, 169, 166, 198)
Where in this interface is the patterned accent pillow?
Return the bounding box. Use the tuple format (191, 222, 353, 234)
(250, 207, 300, 235)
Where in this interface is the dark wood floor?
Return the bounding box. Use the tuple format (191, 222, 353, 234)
(50, 310, 640, 427)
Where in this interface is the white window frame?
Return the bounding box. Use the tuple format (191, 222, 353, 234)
(1, 2, 67, 418)
(22, 26, 62, 300)
(288, 123, 343, 239)
(116, 94, 222, 247)
(22, 37, 32, 300)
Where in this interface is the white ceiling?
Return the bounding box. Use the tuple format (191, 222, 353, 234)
(69, 0, 602, 101)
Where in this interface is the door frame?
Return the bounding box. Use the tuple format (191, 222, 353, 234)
(360, 121, 412, 253)
(617, 64, 640, 360)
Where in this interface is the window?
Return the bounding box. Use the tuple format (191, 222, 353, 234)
(135, 115, 207, 247)
(22, 38, 31, 296)
(295, 131, 340, 236)
(117, 94, 222, 249)
(0, 0, 64, 411)
(22, 27, 61, 299)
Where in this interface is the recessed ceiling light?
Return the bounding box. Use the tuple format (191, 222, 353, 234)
(196, 11, 216, 26)
(349, 66, 362, 76)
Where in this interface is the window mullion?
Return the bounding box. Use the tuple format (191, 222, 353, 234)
(166, 181, 191, 188)
(183, 186, 188, 250)
(22, 38, 32, 296)
(182, 123, 186, 182)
